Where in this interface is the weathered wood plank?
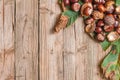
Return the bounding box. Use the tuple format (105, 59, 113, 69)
(47, 1, 64, 80)
(75, 18, 87, 80)
(63, 24, 76, 80)
(39, 0, 107, 79)
(15, 0, 38, 80)
(39, 1, 49, 79)
(39, 0, 64, 79)
(75, 17, 107, 80)
(0, 0, 14, 80)
(0, 0, 110, 80)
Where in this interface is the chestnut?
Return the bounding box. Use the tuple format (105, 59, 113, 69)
(92, 10, 104, 19)
(83, 7, 92, 16)
(104, 14, 115, 25)
(106, 5, 115, 13)
(105, 1, 115, 7)
(93, 4, 97, 10)
(96, 33, 105, 42)
(104, 25, 114, 32)
(118, 15, 120, 20)
(113, 14, 118, 19)
(105, 1, 115, 13)
(97, 20, 104, 27)
(114, 21, 119, 27)
(95, 27, 102, 33)
(71, 3, 80, 12)
(70, 0, 78, 3)
(63, 0, 70, 6)
(116, 27, 120, 34)
(85, 17, 94, 24)
(98, 4, 106, 12)
(85, 22, 96, 33)
(85, 24, 93, 33)
(81, 3, 93, 16)
(107, 31, 119, 42)
(83, 0, 92, 3)
(94, 0, 105, 4)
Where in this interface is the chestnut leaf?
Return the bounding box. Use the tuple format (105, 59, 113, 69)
(62, 10, 79, 27)
(101, 39, 120, 80)
(101, 40, 111, 51)
(115, 0, 120, 6)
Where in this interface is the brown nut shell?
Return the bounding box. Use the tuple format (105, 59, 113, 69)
(97, 20, 104, 27)
(92, 11, 104, 19)
(104, 25, 114, 32)
(104, 14, 115, 25)
(116, 27, 120, 34)
(85, 22, 96, 33)
(85, 17, 94, 24)
(105, 1, 115, 13)
(107, 31, 119, 42)
(105, 1, 115, 7)
(81, 3, 93, 16)
(94, 0, 105, 4)
(71, 3, 80, 12)
(98, 4, 106, 12)
(83, 0, 92, 3)
(96, 33, 105, 42)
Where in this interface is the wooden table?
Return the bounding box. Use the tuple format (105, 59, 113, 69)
(0, 0, 108, 80)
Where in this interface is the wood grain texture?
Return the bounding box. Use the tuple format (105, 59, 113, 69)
(0, 0, 109, 80)
(39, 0, 107, 79)
(0, 0, 14, 80)
(15, 0, 38, 80)
(40, 0, 64, 80)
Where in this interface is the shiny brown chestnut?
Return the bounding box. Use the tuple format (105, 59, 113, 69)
(70, 0, 78, 3)
(96, 33, 105, 42)
(85, 22, 96, 33)
(92, 10, 104, 19)
(83, 7, 92, 16)
(98, 4, 106, 12)
(94, 0, 105, 4)
(104, 25, 114, 32)
(63, 0, 70, 6)
(105, 1, 115, 13)
(95, 27, 102, 33)
(71, 3, 80, 12)
(107, 31, 119, 42)
(106, 5, 115, 13)
(116, 27, 120, 34)
(83, 0, 92, 3)
(114, 21, 119, 27)
(97, 20, 104, 27)
(85, 17, 94, 24)
(81, 3, 93, 16)
(104, 14, 115, 25)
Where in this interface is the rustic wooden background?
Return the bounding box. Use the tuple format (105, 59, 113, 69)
(0, 0, 109, 80)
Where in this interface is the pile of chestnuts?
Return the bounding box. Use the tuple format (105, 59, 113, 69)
(63, 0, 120, 42)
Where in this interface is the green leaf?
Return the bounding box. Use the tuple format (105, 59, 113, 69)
(101, 39, 120, 80)
(100, 40, 111, 51)
(112, 39, 120, 54)
(62, 10, 79, 27)
(115, 0, 120, 6)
